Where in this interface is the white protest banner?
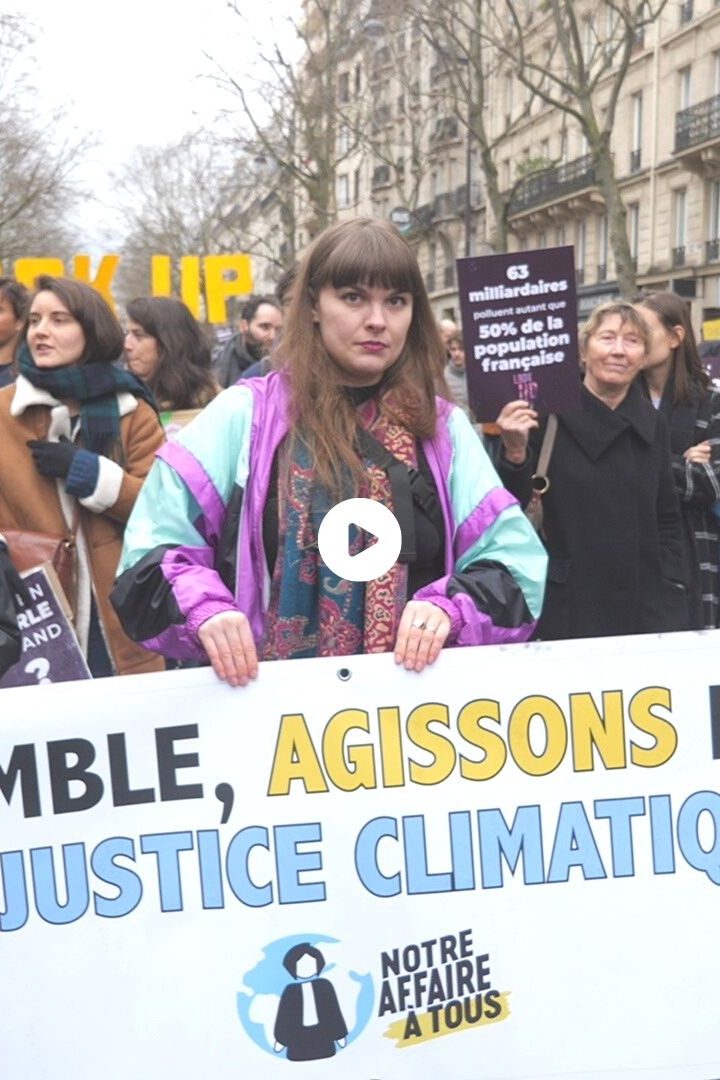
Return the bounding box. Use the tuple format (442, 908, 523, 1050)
(2, 631, 720, 1079)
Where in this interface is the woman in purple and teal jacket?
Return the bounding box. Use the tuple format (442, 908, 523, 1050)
(112, 219, 546, 687)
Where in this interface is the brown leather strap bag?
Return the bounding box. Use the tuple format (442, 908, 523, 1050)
(1, 527, 78, 611)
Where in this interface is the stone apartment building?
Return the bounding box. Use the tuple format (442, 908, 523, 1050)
(230, 0, 720, 334)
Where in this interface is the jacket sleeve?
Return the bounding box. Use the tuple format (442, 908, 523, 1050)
(670, 392, 720, 506)
(111, 388, 253, 659)
(657, 415, 690, 587)
(69, 400, 167, 523)
(414, 409, 547, 645)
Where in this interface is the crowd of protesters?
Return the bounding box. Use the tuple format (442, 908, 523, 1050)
(0, 219, 719, 686)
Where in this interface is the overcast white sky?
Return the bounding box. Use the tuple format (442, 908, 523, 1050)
(13, 0, 299, 256)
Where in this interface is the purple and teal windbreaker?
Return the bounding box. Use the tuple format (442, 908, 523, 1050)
(113, 372, 547, 659)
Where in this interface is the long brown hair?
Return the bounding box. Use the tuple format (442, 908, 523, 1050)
(126, 296, 217, 410)
(635, 291, 709, 406)
(274, 218, 447, 494)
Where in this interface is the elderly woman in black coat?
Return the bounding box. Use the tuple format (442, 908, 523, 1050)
(496, 300, 688, 641)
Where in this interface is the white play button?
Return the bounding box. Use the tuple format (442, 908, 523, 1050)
(317, 498, 402, 581)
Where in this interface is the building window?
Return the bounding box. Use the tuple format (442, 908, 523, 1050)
(714, 50, 720, 95)
(336, 174, 350, 208)
(430, 171, 438, 199)
(605, 4, 619, 56)
(337, 123, 350, 157)
(708, 180, 720, 262)
(503, 72, 514, 126)
(583, 17, 595, 64)
(338, 72, 350, 104)
(628, 203, 640, 266)
(354, 168, 361, 205)
(597, 215, 608, 281)
(575, 221, 586, 284)
(630, 92, 642, 172)
(674, 187, 687, 266)
(679, 66, 692, 111)
(556, 225, 566, 247)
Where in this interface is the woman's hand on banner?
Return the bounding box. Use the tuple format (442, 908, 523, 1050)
(198, 610, 258, 687)
(394, 601, 451, 673)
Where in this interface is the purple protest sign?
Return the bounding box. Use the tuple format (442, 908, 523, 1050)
(0, 566, 90, 688)
(457, 246, 581, 421)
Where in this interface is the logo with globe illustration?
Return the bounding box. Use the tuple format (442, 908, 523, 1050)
(237, 933, 374, 1062)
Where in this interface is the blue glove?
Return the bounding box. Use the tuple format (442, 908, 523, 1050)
(27, 435, 78, 478)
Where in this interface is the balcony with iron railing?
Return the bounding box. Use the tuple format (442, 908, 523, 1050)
(413, 203, 435, 228)
(433, 191, 457, 219)
(675, 93, 720, 154)
(508, 153, 597, 217)
(410, 183, 483, 232)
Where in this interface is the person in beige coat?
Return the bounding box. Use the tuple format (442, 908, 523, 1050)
(0, 275, 165, 677)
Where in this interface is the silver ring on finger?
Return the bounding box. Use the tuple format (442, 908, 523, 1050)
(426, 624, 438, 634)
(412, 618, 426, 630)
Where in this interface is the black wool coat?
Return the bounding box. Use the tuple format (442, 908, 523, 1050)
(497, 383, 689, 641)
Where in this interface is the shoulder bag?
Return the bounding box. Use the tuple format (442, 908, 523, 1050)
(524, 414, 558, 533)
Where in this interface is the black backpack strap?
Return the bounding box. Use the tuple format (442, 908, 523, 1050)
(356, 428, 441, 564)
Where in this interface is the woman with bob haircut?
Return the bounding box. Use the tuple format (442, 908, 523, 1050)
(634, 291, 720, 628)
(0, 275, 166, 676)
(124, 296, 219, 411)
(496, 300, 688, 641)
(113, 218, 547, 685)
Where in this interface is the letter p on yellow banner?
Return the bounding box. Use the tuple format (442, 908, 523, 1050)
(204, 255, 253, 323)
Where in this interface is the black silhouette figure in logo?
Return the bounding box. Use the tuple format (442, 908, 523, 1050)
(273, 943, 348, 1061)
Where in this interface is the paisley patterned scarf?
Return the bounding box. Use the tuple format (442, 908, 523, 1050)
(260, 394, 416, 660)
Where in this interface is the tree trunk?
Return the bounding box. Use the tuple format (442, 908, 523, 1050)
(592, 139, 637, 298)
